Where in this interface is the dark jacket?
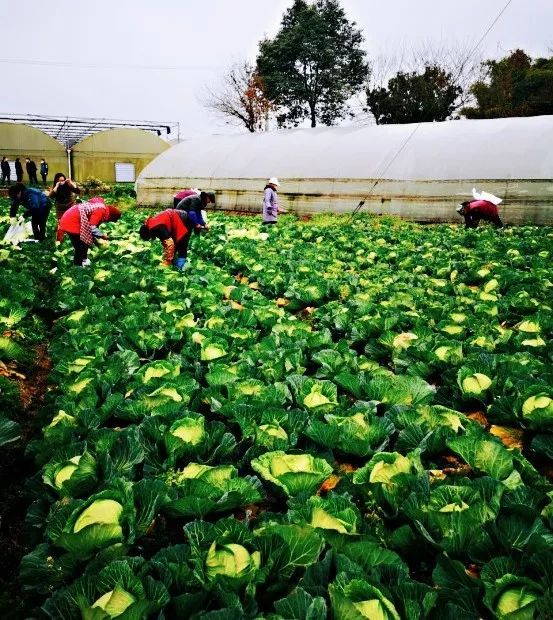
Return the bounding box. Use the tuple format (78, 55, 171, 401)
(26, 160, 37, 175)
(40, 161, 48, 176)
(10, 187, 51, 218)
(175, 194, 206, 229)
(176, 194, 203, 213)
(1, 160, 10, 174)
(49, 181, 80, 212)
(15, 160, 23, 176)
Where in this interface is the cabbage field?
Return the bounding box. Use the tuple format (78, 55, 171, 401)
(1, 207, 553, 619)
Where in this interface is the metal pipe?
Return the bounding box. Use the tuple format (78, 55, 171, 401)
(66, 149, 72, 179)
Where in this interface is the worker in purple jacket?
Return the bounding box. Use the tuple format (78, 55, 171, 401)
(262, 177, 283, 225)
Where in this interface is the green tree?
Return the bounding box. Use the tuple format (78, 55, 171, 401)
(366, 65, 462, 125)
(256, 0, 369, 128)
(462, 49, 553, 119)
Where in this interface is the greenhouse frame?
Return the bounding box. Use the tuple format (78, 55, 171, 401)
(0, 118, 172, 184)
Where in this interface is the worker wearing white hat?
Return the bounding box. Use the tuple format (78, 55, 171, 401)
(456, 187, 504, 229)
(262, 177, 282, 225)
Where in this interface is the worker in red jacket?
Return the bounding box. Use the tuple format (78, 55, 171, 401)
(139, 208, 191, 270)
(456, 199, 503, 229)
(58, 197, 122, 266)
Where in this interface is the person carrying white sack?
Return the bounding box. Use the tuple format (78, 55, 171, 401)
(262, 177, 286, 225)
(3, 216, 34, 245)
(456, 188, 504, 229)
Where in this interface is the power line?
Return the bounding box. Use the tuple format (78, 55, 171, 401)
(351, 0, 515, 221)
(466, 0, 514, 67)
(453, 0, 514, 83)
(0, 58, 224, 71)
(349, 122, 421, 221)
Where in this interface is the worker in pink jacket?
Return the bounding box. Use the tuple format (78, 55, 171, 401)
(173, 188, 199, 207)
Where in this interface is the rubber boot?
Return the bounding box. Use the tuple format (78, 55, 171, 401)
(161, 239, 175, 267)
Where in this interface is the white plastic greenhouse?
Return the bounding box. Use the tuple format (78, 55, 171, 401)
(136, 115, 553, 223)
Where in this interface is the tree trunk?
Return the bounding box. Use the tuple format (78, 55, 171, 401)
(310, 106, 317, 127)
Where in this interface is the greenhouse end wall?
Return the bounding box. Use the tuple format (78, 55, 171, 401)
(71, 129, 170, 183)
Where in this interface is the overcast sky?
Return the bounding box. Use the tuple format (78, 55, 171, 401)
(1, 0, 551, 139)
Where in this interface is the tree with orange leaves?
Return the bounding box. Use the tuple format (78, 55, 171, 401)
(204, 61, 272, 133)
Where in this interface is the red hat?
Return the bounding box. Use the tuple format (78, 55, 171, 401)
(89, 196, 106, 205)
(107, 206, 122, 222)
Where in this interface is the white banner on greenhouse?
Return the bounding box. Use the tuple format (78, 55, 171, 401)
(114, 163, 136, 183)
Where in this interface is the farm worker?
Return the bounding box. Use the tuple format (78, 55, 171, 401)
(1, 157, 11, 185)
(175, 192, 215, 228)
(58, 197, 122, 266)
(25, 158, 38, 185)
(262, 177, 284, 225)
(176, 190, 215, 229)
(49, 173, 81, 241)
(173, 188, 200, 208)
(40, 159, 49, 185)
(456, 188, 504, 229)
(8, 182, 52, 241)
(456, 200, 503, 229)
(14, 158, 23, 182)
(139, 209, 191, 271)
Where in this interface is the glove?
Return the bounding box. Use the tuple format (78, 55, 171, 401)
(175, 257, 187, 271)
(9, 217, 16, 226)
(161, 239, 175, 266)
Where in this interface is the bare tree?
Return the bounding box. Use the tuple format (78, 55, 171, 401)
(413, 40, 484, 108)
(203, 62, 272, 132)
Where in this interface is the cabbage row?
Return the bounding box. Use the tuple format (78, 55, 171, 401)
(18, 212, 553, 619)
(0, 235, 51, 448)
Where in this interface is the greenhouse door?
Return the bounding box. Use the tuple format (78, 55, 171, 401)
(115, 163, 136, 183)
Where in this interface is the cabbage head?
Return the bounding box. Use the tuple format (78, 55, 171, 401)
(92, 585, 136, 618)
(251, 451, 333, 496)
(205, 542, 260, 580)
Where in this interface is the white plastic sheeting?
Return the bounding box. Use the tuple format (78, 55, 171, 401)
(136, 116, 553, 223)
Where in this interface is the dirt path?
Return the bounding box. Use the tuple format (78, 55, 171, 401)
(0, 343, 52, 619)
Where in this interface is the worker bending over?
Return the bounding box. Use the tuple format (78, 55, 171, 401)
(457, 200, 504, 229)
(139, 209, 193, 271)
(58, 197, 121, 266)
(173, 188, 199, 208)
(176, 191, 215, 229)
(8, 182, 52, 241)
(457, 189, 504, 229)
